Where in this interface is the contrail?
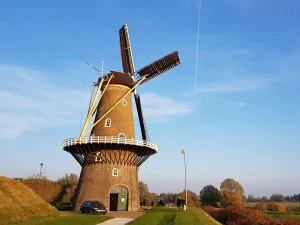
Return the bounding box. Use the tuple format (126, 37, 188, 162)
(194, 0, 202, 92)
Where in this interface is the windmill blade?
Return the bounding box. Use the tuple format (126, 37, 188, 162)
(134, 93, 150, 141)
(119, 24, 136, 76)
(135, 51, 181, 85)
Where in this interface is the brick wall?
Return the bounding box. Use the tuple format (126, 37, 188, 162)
(73, 84, 139, 212)
(92, 84, 135, 139)
(73, 163, 139, 212)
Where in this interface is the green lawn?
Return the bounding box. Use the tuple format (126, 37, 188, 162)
(6, 212, 112, 225)
(127, 207, 220, 225)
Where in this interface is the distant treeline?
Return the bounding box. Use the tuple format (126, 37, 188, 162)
(247, 193, 300, 202)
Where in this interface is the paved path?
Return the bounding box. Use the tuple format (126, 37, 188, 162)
(97, 211, 145, 225)
(97, 218, 134, 225)
(106, 211, 145, 218)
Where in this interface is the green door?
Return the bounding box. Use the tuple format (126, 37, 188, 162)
(117, 193, 128, 211)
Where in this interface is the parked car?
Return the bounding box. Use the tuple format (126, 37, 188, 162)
(80, 200, 107, 215)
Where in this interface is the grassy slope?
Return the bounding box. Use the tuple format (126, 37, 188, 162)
(8, 213, 111, 225)
(127, 207, 220, 225)
(0, 176, 58, 224)
(0, 177, 112, 225)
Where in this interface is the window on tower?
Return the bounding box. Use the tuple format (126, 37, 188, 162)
(112, 168, 118, 176)
(118, 133, 126, 143)
(122, 99, 127, 106)
(105, 118, 111, 127)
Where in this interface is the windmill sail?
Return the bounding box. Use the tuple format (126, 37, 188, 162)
(135, 51, 181, 85)
(119, 24, 136, 76)
(134, 93, 150, 141)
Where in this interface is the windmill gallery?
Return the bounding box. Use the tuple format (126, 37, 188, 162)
(62, 24, 181, 212)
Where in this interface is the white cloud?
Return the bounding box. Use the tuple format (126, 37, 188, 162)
(139, 92, 193, 122)
(0, 64, 89, 139)
(0, 64, 193, 138)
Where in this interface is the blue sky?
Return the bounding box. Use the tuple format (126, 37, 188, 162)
(0, 0, 300, 197)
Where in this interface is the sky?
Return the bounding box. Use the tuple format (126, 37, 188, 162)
(0, 0, 300, 197)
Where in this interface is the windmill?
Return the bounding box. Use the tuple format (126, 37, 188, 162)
(63, 24, 181, 212)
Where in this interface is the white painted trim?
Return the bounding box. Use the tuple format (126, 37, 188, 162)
(63, 136, 159, 152)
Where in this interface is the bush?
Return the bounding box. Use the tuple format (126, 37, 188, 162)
(287, 206, 300, 213)
(267, 202, 286, 212)
(255, 202, 267, 211)
(201, 206, 226, 223)
(221, 190, 242, 207)
(178, 190, 200, 207)
(202, 206, 300, 225)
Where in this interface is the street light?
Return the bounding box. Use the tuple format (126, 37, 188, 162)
(182, 149, 187, 210)
(39, 163, 43, 178)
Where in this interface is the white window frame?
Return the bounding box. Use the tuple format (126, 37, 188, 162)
(118, 133, 126, 144)
(104, 118, 111, 127)
(112, 168, 118, 176)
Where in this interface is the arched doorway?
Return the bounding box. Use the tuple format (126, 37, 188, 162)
(110, 186, 128, 211)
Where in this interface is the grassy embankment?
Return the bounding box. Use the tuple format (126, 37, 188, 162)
(0, 176, 111, 225)
(127, 207, 221, 225)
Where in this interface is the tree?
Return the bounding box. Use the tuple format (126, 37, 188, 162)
(139, 181, 149, 203)
(24, 177, 61, 204)
(57, 173, 78, 187)
(261, 196, 269, 202)
(139, 181, 156, 206)
(178, 190, 200, 207)
(247, 194, 256, 202)
(221, 190, 242, 207)
(200, 185, 221, 206)
(270, 194, 285, 202)
(55, 173, 79, 206)
(220, 178, 245, 201)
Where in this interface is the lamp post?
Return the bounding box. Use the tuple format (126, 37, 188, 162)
(182, 149, 187, 210)
(39, 163, 43, 178)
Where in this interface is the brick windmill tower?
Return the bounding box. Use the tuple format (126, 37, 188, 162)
(63, 24, 181, 212)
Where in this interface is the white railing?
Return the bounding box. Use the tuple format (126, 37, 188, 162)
(63, 136, 158, 152)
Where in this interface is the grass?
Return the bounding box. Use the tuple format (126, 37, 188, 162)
(7, 212, 112, 225)
(0, 176, 58, 224)
(127, 207, 220, 225)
